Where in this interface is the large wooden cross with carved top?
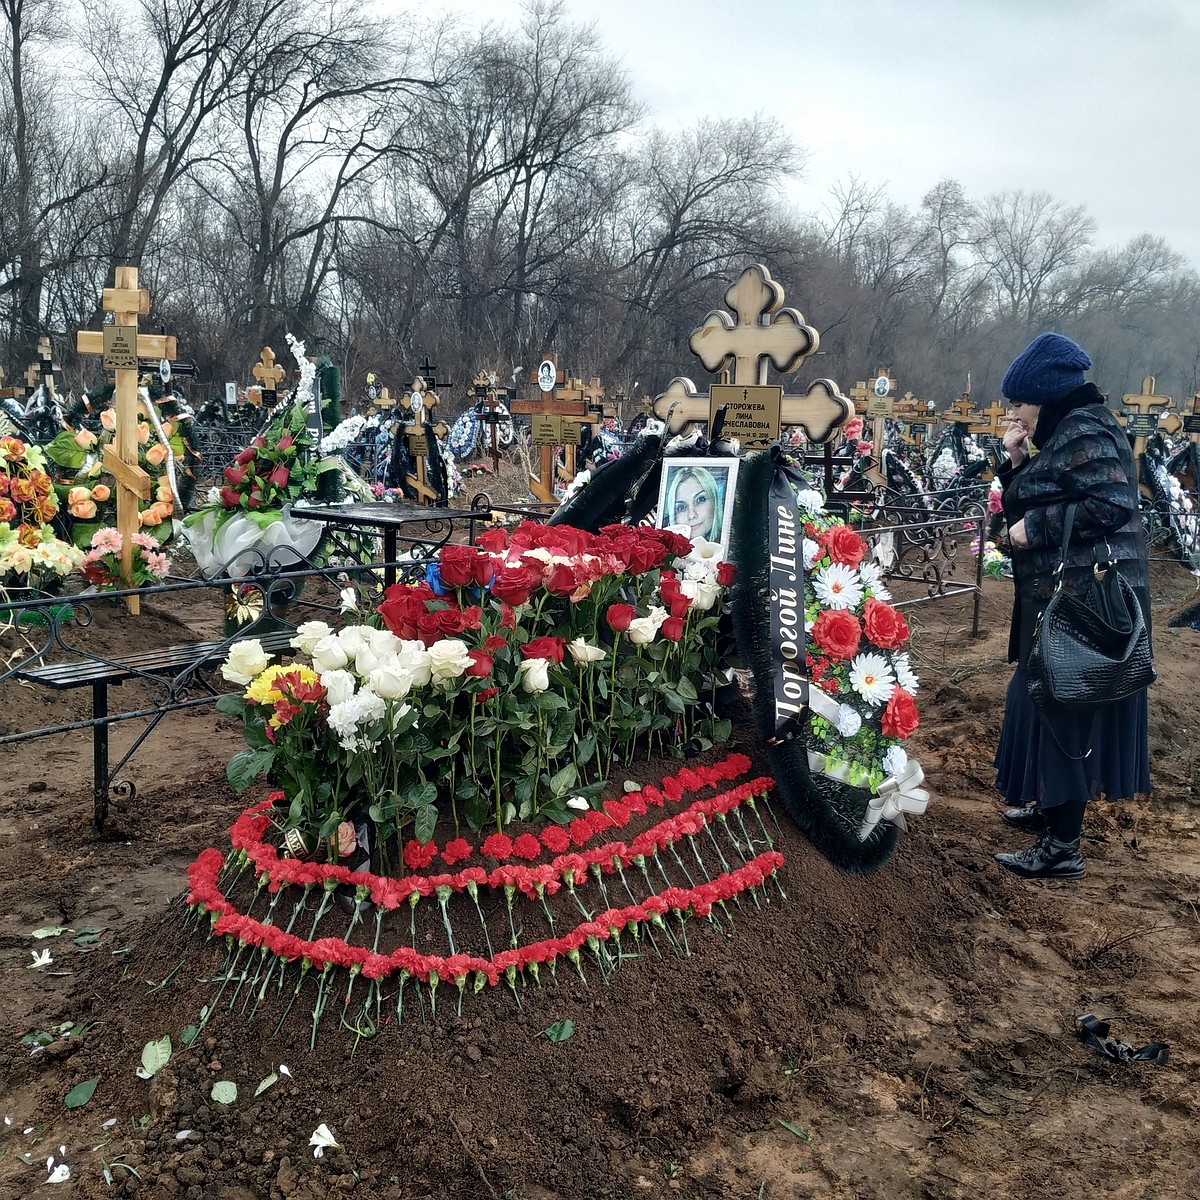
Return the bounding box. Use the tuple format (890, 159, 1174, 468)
(652, 264, 850, 448)
(855, 368, 899, 487)
(940, 395, 980, 428)
(76, 266, 177, 614)
(400, 377, 445, 504)
(252, 346, 286, 408)
(1117, 376, 1172, 476)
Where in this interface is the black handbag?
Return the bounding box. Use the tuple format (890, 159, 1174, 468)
(1026, 504, 1155, 714)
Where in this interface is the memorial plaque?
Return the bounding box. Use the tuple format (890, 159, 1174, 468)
(867, 395, 894, 418)
(532, 413, 563, 445)
(908, 421, 928, 434)
(1124, 412, 1159, 438)
(1183, 414, 1200, 434)
(708, 383, 782, 448)
(408, 431, 429, 457)
(102, 325, 139, 371)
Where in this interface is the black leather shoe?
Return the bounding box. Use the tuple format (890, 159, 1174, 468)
(1002, 805, 1048, 832)
(995, 834, 1085, 881)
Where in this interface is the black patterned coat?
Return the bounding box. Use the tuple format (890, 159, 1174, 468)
(997, 383, 1151, 668)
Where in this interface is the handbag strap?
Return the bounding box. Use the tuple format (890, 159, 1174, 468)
(1054, 503, 1077, 579)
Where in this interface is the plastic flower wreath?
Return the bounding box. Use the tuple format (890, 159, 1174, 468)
(0, 435, 84, 587)
(797, 496, 921, 796)
(81, 528, 171, 589)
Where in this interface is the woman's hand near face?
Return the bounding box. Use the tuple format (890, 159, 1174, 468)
(1003, 418, 1030, 466)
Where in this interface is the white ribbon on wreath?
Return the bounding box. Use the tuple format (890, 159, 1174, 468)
(807, 749, 929, 840)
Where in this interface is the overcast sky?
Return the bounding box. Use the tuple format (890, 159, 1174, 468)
(423, 0, 1200, 269)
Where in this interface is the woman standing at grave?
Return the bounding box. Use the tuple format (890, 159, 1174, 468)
(991, 333, 1151, 880)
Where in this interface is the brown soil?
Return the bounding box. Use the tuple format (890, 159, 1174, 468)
(1, 558, 1199, 1200)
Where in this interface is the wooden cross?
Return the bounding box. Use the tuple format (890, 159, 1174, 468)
(1117, 376, 1173, 485)
(76, 265, 177, 614)
(401, 377, 443, 504)
(23, 360, 40, 393)
(847, 379, 873, 416)
(471, 370, 514, 472)
(890, 392, 932, 451)
(652, 264, 849, 448)
(1182, 387, 1200, 445)
(511, 355, 588, 501)
(857, 368, 899, 487)
(940, 395, 980, 428)
(252, 346, 286, 407)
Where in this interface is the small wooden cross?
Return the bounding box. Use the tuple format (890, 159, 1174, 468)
(941, 395, 980, 427)
(1180, 387, 1200, 446)
(1117, 376, 1173, 480)
(847, 380, 873, 416)
(969, 398, 1009, 440)
(858, 368, 899, 487)
(374, 386, 395, 410)
(252, 347, 287, 405)
(652, 264, 848, 448)
(23, 361, 41, 392)
(401, 377, 443, 504)
(76, 265, 177, 614)
(511, 356, 588, 501)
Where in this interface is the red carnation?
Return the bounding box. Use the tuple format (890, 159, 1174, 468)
(862, 597, 909, 650)
(881, 687, 919, 738)
(481, 833, 513, 860)
(512, 833, 542, 860)
(606, 603, 636, 632)
(403, 839, 438, 870)
(482, 634, 507, 653)
(441, 837, 473, 865)
(812, 609, 861, 661)
(540, 825, 571, 853)
(820, 523, 867, 568)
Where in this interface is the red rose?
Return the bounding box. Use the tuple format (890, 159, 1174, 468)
(268, 464, 290, 488)
(476, 528, 508, 554)
(669, 595, 690, 620)
(821, 524, 866, 568)
(466, 651, 494, 678)
(474, 687, 498, 704)
(234, 446, 255, 466)
(862, 597, 909, 650)
(661, 616, 685, 642)
(439, 545, 481, 588)
(544, 561, 579, 595)
(223, 465, 247, 486)
(521, 635, 566, 664)
(218, 486, 242, 508)
(812, 609, 861, 661)
(659, 575, 682, 604)
(606, 603, 636, 632)
(490, 562, 542, 607)
(881, 687, 919, 738)
(716, 561, 735, 586)
(482, 634, 507, 653)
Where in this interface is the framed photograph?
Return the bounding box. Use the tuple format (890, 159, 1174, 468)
(655, 456, 740, 553)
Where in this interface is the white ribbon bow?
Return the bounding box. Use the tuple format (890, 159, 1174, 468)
(859, 760, 929, 840)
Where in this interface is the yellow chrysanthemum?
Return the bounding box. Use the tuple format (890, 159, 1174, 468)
(244, 663, 295, 706)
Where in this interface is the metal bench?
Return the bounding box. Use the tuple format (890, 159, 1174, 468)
(14, 628, 297, 832)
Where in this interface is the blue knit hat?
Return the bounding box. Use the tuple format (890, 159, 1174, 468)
(1001, 333, 1091, 404)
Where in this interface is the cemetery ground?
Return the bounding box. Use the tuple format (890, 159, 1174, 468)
(1, 564, 1198, 1200)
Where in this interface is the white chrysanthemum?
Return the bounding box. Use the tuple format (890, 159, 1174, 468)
(812, 562, 863, 610)
(802, 538, 822, 570)
(835, 704, 862, 737)
(848, 652, 896, 706)
(893, 652, 919, 693)
(858, 561, 891, 601)
(795, 489, 826, 516)
(882, 745, 909, 779)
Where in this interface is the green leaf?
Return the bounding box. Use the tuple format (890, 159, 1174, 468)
(214, 694, 247, 717)
(179, 1025, 199, 1046)
(31, 925, 67, 939)
(548, 763, 578, 798)
(676, 678, 698, 703)
(20, 1030, 53, 1047)
(226, 747, 274, 794)
(73, 930, 104, 947)
(253, 1072, 278, 1097)
(413, 805, 438, 845)
(43, 430, 88, 469)
(211, 1081, 238, 1105)
(777, 1118, 811, 1141)
(575, 731, 596, 766)
(135, 1035, 172, 1080)
(543, 1019, 575, 1043)
(65, 1078, 99, 1109)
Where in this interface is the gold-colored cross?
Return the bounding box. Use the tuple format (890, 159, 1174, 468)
(652, 264, 849, 447)
(76, 265, 177, 614)
(252, 346, 286, 401)
(1117, 376, 1173, 479)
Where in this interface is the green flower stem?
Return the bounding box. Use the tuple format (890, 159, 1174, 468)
(436, 886, 456, 955)
(272, 960, 311, 1035)
(466, 881, 494, 958)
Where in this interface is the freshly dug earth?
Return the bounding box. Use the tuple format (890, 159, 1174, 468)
(1, 563, 1198, 1200)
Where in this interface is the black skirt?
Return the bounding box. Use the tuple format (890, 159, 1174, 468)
(993, 668, 1151, 810)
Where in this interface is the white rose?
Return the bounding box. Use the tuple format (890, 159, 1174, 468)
(567, 637, 606, 664)
(518, 657, 551, 693)
(320, 669, 356, 707)
(354, 645, 384, 678)
(370, 662, 412, 700)
(290, 620, 333, 657)
(310, 633, 349, 674)
(336, 626, 371, 657)
(221, 639, 271, 685)
(680, 578, 720, 611)
(428, 638, 472, 684)
(397, 643, 433, 688)
(368, 628, 403, 659)
(626, 616, 658, 645)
